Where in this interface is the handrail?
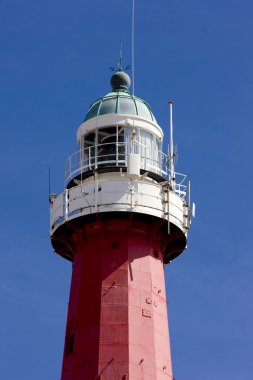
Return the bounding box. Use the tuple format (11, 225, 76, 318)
(50, 177, 187, 233)
(64, 140, 187, 199)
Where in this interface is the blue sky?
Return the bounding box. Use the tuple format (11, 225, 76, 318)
(0, 0, 253, 379)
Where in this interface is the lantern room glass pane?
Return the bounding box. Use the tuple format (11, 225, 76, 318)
(139, 130, 159, 172)
(118, 127, 124, 142)
(82, 132, 96, 170)
(97, 127, 117, 164)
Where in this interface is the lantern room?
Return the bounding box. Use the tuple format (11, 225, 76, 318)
(65, 71, 167, 188)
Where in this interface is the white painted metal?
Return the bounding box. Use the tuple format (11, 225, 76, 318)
(167, 185, 170, 234)
(50, 89, 192, 243)
(127, 153, 140, 179)
(187, 180, 191, 227)
(77, 114, 163, 141)
(65, 140, 187, 194)
(183, 203, 189, 230)
(192, 202, 196, 218)
(50, 193, 64, 230)
(169, 101, 175, 188)
(50, 173, 187, 236)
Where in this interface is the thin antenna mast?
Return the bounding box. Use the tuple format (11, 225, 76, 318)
(169, 100, 175, 188)
(132, 0, 135, 95)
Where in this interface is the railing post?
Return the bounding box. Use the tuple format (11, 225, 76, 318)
(125, 141, 128, 166)
(187, 180, 191, 227)
(167, 186, 170, 234)
(88, 147, 91, 169)
(95, 131, 98, 170)
(116, 142, 118, 166)
(95, 144, 97, 170)
(65, 189, 69, 220)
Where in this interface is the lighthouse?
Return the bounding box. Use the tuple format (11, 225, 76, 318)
(50, 69, 191, 379)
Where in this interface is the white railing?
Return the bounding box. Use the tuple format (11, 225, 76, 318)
(65, 140, 187, 199)
(50, 178, 187, 233)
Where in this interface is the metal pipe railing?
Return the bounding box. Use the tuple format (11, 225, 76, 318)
(64, 141, 187, 198)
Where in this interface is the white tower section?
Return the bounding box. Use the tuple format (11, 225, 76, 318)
(50, 71, 190, 262)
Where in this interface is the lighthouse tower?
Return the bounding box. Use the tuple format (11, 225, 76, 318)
(50, 69, 191, 380)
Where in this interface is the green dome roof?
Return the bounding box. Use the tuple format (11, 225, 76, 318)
(84, 71, 157, 123)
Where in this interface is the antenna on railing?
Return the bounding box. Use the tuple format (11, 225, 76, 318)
(169, 100, 175, 188)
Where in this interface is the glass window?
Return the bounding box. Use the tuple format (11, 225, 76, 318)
(158, 138, 163, 174)
(118, 127, 124, 142)
(156, 137, 162, 152)
(139, 130, 160, 172)
(118, 127, 125, 163)
(83, 132, 96, 169)
(97, 127, 117, 164)
(153, 137, 162, 173)
(124, 127, 139, 154)
(83, 132, 96, 147)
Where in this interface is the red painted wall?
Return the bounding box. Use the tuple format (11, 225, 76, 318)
(59, 217, 173, 380)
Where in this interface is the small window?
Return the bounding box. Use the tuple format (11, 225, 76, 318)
(97, 127, 117, 164)
(83, 132, 96, 169)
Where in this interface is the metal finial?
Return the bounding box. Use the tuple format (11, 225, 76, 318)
(118, 39, 123, 71)
(110, 40, 131, 72)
